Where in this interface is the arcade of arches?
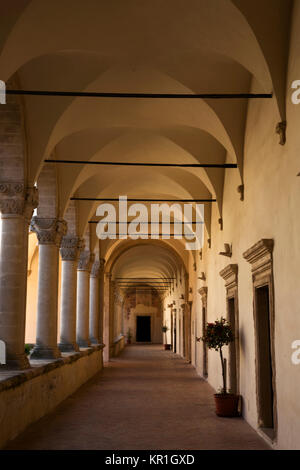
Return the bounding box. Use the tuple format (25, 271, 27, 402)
(0, 0, 300, 450)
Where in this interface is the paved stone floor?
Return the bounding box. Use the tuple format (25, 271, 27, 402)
(6, 345, 270, 450)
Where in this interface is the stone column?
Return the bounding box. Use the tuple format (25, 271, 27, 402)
(30, 218, 67, 359)
(58, 236, 84, 352)
(0, 184, 38, 369)
(76, 251, 93, 347)
(99, 258, 105, 344)
(89, 260, 100, 344)
(103, 272, 111, 362)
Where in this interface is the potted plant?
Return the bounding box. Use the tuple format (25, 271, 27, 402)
(161, 325, 170, 350)
(198, 317, 239, 417)
(126, 328, 132, 344)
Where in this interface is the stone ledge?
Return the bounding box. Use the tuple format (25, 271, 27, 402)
(0, 344, 104, 393)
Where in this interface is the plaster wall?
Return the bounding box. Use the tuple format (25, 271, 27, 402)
(193, 66, 300, 449)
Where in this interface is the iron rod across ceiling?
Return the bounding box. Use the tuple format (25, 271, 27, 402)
(71, 197, 216, 202)
(7, 90, 272, 99)
(89, 220, 202, 224)
(116, 277, 175, 279)
(45, 159, 237, 168)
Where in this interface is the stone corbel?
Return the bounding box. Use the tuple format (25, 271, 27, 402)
(276, 121, 287, 145)
(237, 184, 244, 201)
(219, 243, 232, 257)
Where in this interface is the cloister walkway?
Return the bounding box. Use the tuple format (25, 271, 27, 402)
(6, 345, 270, 450)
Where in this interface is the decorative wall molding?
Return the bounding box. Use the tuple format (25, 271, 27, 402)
(243, 239, 274, 276)
(30, 217, 67, 246)
(219, 264, 238, 289)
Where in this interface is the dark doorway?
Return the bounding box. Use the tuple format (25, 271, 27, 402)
(136, 316, 151, 342)
(255, 285, 274, 431)
(228, 297, 238, 393)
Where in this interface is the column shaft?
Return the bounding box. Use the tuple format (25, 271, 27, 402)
(0, 215, 30, 368)
(89, 274, 100, 344)
(59, 260, 79, 351)
(76, 270, 91, 347)
(30, 217, 67, 359)
(0, 185, 38, 369)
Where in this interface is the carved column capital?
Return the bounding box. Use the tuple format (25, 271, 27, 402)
(100, 258, 105, 270)
(90, 260, 100, 278)
(0, 183, 39, 218)
(78, 250, 94, 272)
(60, 236, 84, 261)
(30, 217, 67, 246)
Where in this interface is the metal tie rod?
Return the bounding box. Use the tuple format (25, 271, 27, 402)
(89, 220, 202, 224)
(71, 197, 216, 202)
(7, 90, 272, 99)
(45, 159, 237, 168)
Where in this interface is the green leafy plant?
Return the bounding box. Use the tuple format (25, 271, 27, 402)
(199, 317, 234, 394)
(161, 325, 169, 345)
(126, 328, 132, 341)
(24, 344, 34, 355)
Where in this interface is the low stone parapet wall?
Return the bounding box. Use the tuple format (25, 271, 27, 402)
(0, 345, 104, 449)
(112, 335, 125, 357)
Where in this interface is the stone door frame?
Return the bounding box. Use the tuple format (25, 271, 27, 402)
(243, 239, 277, 441)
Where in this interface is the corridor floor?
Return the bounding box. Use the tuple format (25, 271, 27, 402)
(5, 345, 270, 450)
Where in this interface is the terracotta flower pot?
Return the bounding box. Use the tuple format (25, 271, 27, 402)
(214, 393, 239, 417)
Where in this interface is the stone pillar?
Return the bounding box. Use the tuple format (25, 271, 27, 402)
(89, 260, 100, 344)
(30, 218, 67, 359)
(99, 258, 105, 344)
(58, 236, 84, 352)
(0, 184, 38, 369)
(76, 251, 93, 347)
(103, 272, 111, 362)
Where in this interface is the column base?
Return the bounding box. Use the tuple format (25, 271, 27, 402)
(3, 353, 31, 370)
(30, 346, 61, 360)
(58, 342, 80, 353)
(77, 339, 91, 348)
(89, 337, 100, 345)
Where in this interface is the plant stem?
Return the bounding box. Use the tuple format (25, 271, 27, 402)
(219, 347, 226, 394)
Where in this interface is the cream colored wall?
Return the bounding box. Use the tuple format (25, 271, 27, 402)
(191, 31, 300, 449)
